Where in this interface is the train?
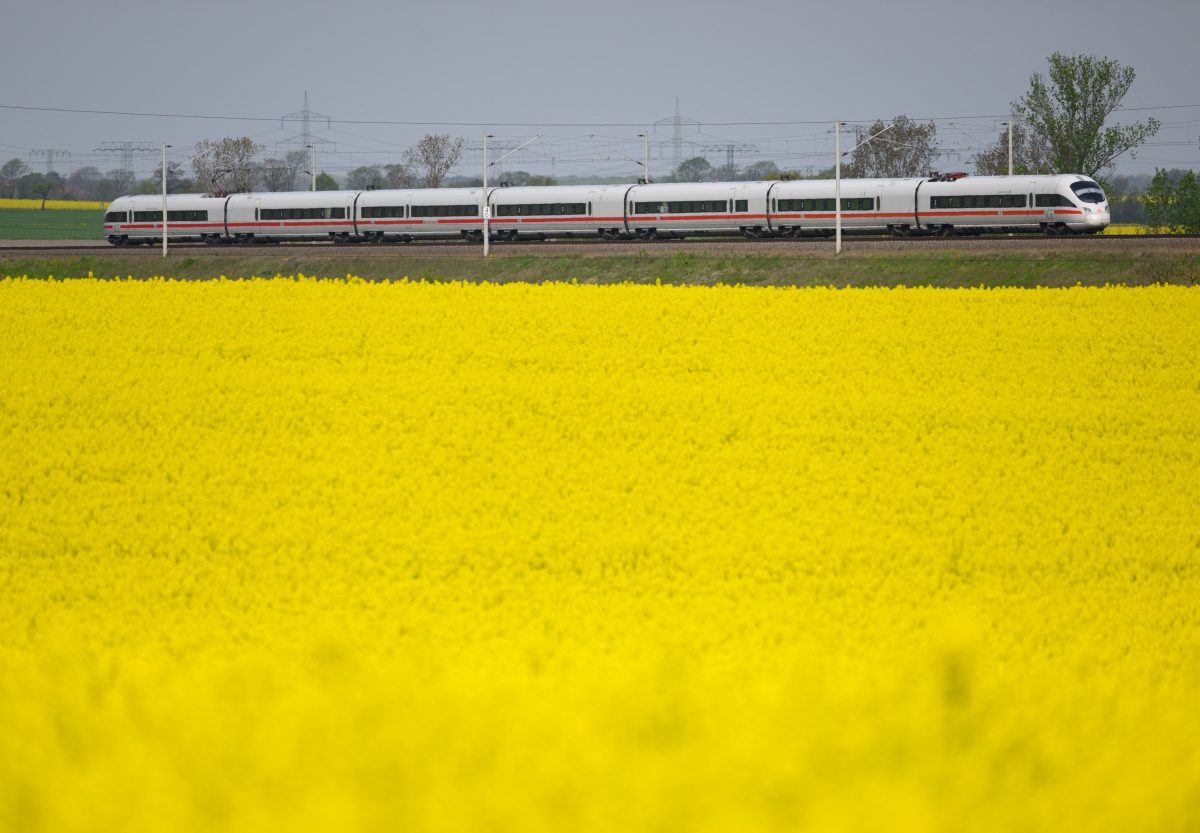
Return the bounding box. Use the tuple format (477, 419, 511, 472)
(102, 173, 1110, 245)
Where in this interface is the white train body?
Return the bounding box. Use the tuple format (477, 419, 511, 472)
(104, 173, 1109, 245)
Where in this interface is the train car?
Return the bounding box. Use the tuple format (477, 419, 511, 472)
(356, 187, 486, 242)
(104, 194, 227, 245)
(486, 184, 631, 240)
(219, 191, 356, 243)
(767, 178, 914, 237)
(623, 182, 770, 238)
(916, 174, 1109, 235)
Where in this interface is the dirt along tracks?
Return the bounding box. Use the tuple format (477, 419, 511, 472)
(3, 235, 1200, 259)
(3, 235, 1198, 287)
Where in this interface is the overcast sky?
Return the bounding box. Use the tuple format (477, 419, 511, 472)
(1, 0, 1197, 181)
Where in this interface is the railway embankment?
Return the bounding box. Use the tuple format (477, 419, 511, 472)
(2, 239, 1198, 287)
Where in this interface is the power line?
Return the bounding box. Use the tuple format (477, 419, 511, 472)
(29, 148, 70, 174)
(6, 101, 1200, 128)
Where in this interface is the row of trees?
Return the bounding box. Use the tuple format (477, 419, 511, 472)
(0, 159, 145, 202)
(0, 133, 469, 201)
(649, 54, 1168, 184)
(188, 133, 466, 194)
(843, 53, 1161, 181)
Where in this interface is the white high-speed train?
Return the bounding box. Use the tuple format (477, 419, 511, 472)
(103, 173, 1109, 245)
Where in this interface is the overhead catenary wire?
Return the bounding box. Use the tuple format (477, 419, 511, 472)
(5, 101, 1200, 127)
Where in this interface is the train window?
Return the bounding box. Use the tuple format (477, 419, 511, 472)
(1071, 181, 1106, 203)
(642, 201, 729, 214)
(362, 206, 405, 218)
(1035, 194, 1074, 208)
(330, 208, 346, 219)
(261, 207, 335, 220)
(104, 211, 127, 223)
(494, 203, 584, 217)
(735, 200, 748, 212)
(165, 210, 207, 222)
(413, 204, 479, 217)
(133, 211, 163, 222)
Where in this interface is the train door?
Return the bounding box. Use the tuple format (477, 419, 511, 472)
(1033, 182, 1048, 223)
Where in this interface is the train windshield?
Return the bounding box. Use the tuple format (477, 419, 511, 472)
(1071, 181, 1106, 203)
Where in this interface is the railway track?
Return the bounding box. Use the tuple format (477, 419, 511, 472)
(3, 234, 1199, 259)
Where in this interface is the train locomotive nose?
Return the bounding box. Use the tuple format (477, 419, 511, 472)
(1085, 204, 1110, 228)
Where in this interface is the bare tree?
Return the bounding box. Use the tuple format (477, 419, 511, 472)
(257, 149, 308, 192)
(104, 168, 136, 198)
(972, 123, 1053, 176)
(1, 158, 29, 197)
(843, 116, 939, 179)
(259, 150, 306, 192)
(385, 162, 417, 189)
(1014, 53, 1159, 179)
(151, 160, 188, 192)
(403, 134, 465, 188)
(193, 137, 264, 193)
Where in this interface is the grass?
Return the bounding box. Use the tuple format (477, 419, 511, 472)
(0, 208, 104, 240)
(3, 248, 1199, 287)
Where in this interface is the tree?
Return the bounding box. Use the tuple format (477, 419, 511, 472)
(1013, 53, 1160, 179)
(385, 163, 416, 189)
(18, 172, 61, 205)
(315, 172, 339, 191)
(1145, 169, 1200, 233)
(742, 160, 779, 181)
(65, 166, 101, 200)
(1177, 172, 1200, 233)
(1, 158, 28, 197)
(403, 134, 465, 188)
(93, 169, 134, 202)
(346, 165, 386, 189)
(258, 150, 307, 192)
(150, 160, 187, 193)
(842, 115, 938, 179)
(192, 137, 263, 193)
(972, 123, 1052, 176)
(673, 156, 714, 182)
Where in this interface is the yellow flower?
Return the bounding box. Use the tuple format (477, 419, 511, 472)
(0, 279, 1197, 832)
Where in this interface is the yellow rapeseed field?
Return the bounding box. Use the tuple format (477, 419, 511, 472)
(0, 198, 108, 211)
(1, 278, 1197, 832)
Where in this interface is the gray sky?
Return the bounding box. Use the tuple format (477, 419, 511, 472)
(2, 0, 1197, 181)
